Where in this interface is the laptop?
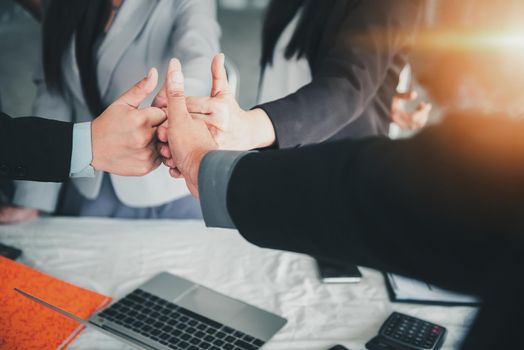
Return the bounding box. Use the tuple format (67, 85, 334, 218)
(16, 272, 287, 350)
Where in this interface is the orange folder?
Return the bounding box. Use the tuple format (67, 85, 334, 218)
(0, 256, 112, 349)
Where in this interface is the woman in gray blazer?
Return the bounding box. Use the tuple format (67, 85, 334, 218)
(5, 0, 220, 221)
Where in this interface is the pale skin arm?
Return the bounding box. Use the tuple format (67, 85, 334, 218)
(0, 69, 167, 225)
(158, 58, 218, 197)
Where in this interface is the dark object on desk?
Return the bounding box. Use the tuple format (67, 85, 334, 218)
(366, 312, 446, 350)
(0, 243, 22, 260)
(329, 345, 351, 350)
(384, 273, 480, 306)
(317, 260, 362, 284)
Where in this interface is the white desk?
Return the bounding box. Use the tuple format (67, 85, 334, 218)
(0, 218, 478, 350)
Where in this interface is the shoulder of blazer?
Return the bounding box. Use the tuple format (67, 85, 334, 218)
(309, 0, 357, 72)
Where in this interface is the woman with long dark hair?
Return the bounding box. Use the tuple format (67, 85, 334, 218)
(5, 0, 220, 221)
(183, 0, 427, 151)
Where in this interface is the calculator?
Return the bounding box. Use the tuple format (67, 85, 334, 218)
(366, 312, 446, 350)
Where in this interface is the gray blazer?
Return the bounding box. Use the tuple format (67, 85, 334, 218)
(14, 0, 220, 212)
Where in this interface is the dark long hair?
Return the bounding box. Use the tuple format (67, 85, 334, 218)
(42, 0, 111, 116)
(261, 0, 341, 68)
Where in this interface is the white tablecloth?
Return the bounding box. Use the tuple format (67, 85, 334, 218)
(0, 218, 478, 350)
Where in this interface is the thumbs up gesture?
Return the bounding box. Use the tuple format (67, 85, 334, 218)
(154, 54, 276, 153)
(157, 58, 218, 197)
(185, 53, 276, 151)
(91, 68, 167, 176)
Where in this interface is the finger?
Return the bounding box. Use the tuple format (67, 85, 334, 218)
(164, 158, 177, 168)
(396, 91, 418, 101)
(211, 53, 230, 96)
(412, 103, 432, 128)
(186, 96, 212, 114)
(141, 107, 167, 127)
(166, 58, 189, 123)
(157, 125, 169, 143)
(191, 112, 214, 123)
(159, 143, 172, 159)
(170, 168, 183, 178)
(116, 68, 159, 108)
(151, 82, 168, 108)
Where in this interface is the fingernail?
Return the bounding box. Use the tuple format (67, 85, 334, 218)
(170, 58, 184, 85)
(147, 68, 154, 79)
(172, 71, 184, 85)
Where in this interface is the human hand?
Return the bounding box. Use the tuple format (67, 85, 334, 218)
(91, 68, 167, 176)
(0, 205, 39, 225)
(157, 58, 218, 197)
(185, 53, 276, 151)
(391, 91, 432, 130)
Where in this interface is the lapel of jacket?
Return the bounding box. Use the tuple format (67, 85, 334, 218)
(62, 0, 158, 107)
(97, 0, 158, 99)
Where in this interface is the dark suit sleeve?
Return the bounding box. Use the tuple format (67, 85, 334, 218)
(257, 0, 423, 148)
(0, 112, 73, 182)
(226, 113, 524, 295)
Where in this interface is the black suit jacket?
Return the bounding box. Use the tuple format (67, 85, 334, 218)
(0, 112, 73, 182)
(226, 113, 524, 349)
(258, 0, 424, 148)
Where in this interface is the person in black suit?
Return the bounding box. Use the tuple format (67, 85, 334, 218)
(0, 69, 166, 182)
(158, 57, 524, 349)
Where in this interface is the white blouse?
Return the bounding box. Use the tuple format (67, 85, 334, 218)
(257, 10, 312, 105)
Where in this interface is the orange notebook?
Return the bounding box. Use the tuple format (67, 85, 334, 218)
(0, 256, 112, 349)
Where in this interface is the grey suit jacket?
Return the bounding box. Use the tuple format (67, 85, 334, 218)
(14, 0, 220, 212)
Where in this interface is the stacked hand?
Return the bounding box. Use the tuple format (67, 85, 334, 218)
(155, 54, 276, 152)
(156, 58, 218, 197)
(0, 69, 167, 224)
(91, 68, 166, 176)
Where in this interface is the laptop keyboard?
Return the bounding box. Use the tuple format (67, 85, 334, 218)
(98, 289, 266, 350)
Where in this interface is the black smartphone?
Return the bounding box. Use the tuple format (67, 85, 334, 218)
(0, 243, 23, 260)
(317, 260, 362, 284)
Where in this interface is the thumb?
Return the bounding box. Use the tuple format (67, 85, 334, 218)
(211, 53, 230, 97)
(166, 58, 189, 124)
(116, 68, 159, 108)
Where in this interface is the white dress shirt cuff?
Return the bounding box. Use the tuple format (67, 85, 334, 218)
(70, 122, 95, 178)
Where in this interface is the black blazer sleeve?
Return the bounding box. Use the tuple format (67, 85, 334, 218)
(0, 112, 73, 182)
(257, 0, 423, 148)
(226, 113, 524, 296)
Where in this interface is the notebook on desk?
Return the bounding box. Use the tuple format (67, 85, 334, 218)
(0, 256, 111, 349)
(385, 273, 481, 306)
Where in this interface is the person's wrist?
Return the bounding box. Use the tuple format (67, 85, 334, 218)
(90, 118, 104, 171)
(188, 147, 213, 189)
(244, 108, 276, 149)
